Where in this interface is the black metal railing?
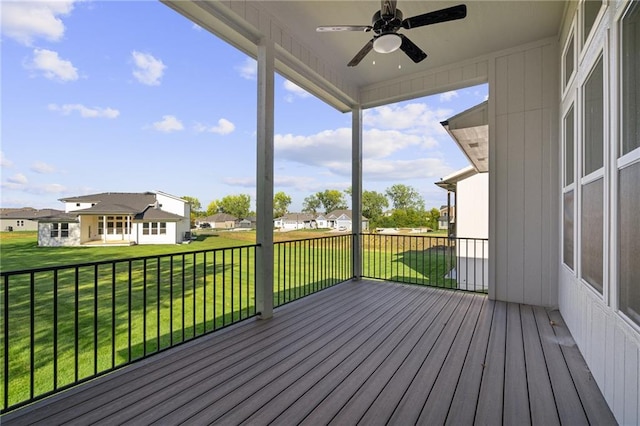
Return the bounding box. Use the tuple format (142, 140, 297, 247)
(274, 234, 353, 307)
(0, 245, 257, 413)
(361, 234, 488, 292)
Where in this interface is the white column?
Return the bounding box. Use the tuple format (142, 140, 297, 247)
(255, 39, 275, 319)
(352, 105, 363, 279)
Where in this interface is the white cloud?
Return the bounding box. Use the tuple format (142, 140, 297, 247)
(7, 173, 28, 185)
(30, 161, 56, 174)
(439, 90, 459, 102)
(27, 49, 79, 82)
(48, 103, 120, 119)
(363, 103, 452, 134)
(1, 1, 76, 46)
(236, 58, 257, 80)
(362, 158, 453, 181)
(194, 118, 235, 135)
(152, 115, 184, 132)
(283, 80, 311, 102)
(131, 51, 166, 86)
(0, 152, 14, 168)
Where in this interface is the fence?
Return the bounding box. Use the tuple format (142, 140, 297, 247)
(361, 234, 488, 292)
(1, 245, 257, 413)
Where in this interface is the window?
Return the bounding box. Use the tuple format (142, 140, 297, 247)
(622, 1, 640, 155)
(564, 34, 575, 89)
(50, 223, 70, 238)
(563, 190, 574, 269)
(580, 54, 604, 294)
(581, 179, 603, 293)
(98, 221, 104, 235)
(583, 0, 602, 46)
(565, 105, 575, 186)
(583, 55, 604, 176)
(142, 222, 167, 235)
(619, 2, 640, 326)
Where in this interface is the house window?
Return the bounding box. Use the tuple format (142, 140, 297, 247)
(50, 223, 69, 238)
(563, 190, 574, 270)
(583, 55, 604, 177)
(622, 2, 640, 155)
(563, 33, 575, 89)
(619, 2, 640, 326)
(76, 203, 81, 207)
(142, 222, 166, 235)
(582, 0, 602, 46)
(565, 105, 575, 186)
(580, 54, 604, 294)
(16, 220, 24, 227)
(143, 223, 150, 235)
(159, 222, 166, 235)
(98, 221, 104, 235)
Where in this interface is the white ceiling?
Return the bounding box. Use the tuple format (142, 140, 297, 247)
(165, 1, 566, 108)
(265, 1, 566, 87)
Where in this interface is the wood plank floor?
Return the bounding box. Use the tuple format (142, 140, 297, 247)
(2, 280, 616, 425)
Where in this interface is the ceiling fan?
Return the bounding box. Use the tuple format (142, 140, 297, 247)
(317, 0, 467, 67)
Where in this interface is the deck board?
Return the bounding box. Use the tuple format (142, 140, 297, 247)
(2, 280, 616, 426)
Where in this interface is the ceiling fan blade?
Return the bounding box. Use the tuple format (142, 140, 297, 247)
(317, 25, 372, 32)
(381, 0, 397, 18)
(402, 4, 467, 29)
(399, 34, 427, 63)
(348, 39, 374, 67)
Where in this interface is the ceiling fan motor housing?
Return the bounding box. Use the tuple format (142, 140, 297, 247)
(372, 9, 403, 34)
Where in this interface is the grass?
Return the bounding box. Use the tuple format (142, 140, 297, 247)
(0, 230, 454, 411)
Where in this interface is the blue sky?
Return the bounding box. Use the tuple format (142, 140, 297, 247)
(1, 1, 487, 213)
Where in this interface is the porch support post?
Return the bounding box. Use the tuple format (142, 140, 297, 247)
(255, 38, 275, 319)
(102, 215, 106, 243)
(351, 105, 363, 280)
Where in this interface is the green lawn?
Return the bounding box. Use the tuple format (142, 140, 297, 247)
(0, 230, 454, 411)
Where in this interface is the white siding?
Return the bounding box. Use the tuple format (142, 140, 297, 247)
(37, 223, 81, 247)
(456, 173, 489, 239)
(489, 37, 559, 308)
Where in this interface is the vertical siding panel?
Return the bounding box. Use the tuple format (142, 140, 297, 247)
(523, 109, 543, 306)
(507, 52, 525, 113)
(624, 340, 639, 425)
(496, 56, 509, 116)
(507, 112, 525, 303)
(590, 305, 606, 389)
(541, 109, 557, 306)
(524, 48, 543, 111)
(495, 113, 509, 301)
(542, 43, 558, 109)
(614, 327, 625, 418)
(604, 315, 616, 403)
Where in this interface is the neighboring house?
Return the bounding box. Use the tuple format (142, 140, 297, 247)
(38, 191, 191, 247)
(196, 213, 238, 229)
(237, 216, 256, 229)
(437, 205, 455, 231)
(274, 210, 368, 231)
(437, 101, 490, 291)
(0, 208, 68, 232)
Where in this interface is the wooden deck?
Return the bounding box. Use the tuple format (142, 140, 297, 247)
(2, 280, 616, 425)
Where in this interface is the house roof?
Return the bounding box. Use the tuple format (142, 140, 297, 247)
(201, 213, 238, 222)
(441, 101, 489, 173)
(134, 207, 184, 221)
(277, 213, 317, 222)
(0, 208, 69, 220)
(435, 165, 479, 192)
(62, 192, 157, 215)
(34, 211, 79, 223)
(326, 209, 369, 221)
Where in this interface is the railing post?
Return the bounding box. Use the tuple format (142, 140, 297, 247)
(255, 37, 274, 319)
(352, 105, 363, 280)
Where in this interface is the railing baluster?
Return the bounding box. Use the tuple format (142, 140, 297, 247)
(31, 272, 36, 398)
(4, 274, 9, 410)
(111, 263, 116, 369)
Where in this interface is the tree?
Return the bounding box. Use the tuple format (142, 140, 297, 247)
(316, 189, 347, 213)
(182, 196, 202, 213)
(218, 194, 251, 218)
(385, 184, 425, 210)
(206, 200, 219, 216)
(302, 194, 321, 214)
(273, 191, 292, 218)
(362, 190, 388, 224)
(426, 207, 440, 230)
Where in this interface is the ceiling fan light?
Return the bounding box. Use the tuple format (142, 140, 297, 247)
(373, 33, 402, 53)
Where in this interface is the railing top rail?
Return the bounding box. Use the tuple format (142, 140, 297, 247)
(0, 243, 259, 277)
(358, 233, 488, 242)
(273, 233, 353, 245)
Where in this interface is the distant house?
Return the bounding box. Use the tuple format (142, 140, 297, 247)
(38, 191, 191, 247)
(437, 205, 455, 231)
(274, 210, 368, 231)
(0, 208, 69, 232)
(196, 213, 238, 229)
